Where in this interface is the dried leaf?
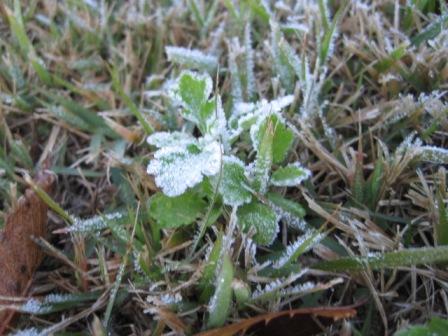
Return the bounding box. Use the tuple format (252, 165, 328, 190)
(196, 305, 357, 336)
(0, 171, 55, 334)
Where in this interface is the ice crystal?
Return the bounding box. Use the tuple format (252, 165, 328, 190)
(165, 46, 218, 72)
(252, 269, 308, 300)
(147, 131, 196, 148)
(68, 211, 125, 233)
(12, 329, 42, 336)
(273, 231, 325, 269)
(270, 162, 312, 187)
(418, 146, 448, 164)
(228, 38, 244, 104)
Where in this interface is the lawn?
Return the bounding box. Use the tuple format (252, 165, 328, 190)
(0, 0, 447, 335)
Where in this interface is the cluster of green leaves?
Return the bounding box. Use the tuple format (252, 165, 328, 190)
(146, 71, 311, 246)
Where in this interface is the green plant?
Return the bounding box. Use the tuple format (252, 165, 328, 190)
(146, 70, 312, 246)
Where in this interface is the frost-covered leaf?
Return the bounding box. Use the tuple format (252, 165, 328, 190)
(149, 191, 206, 228)
(270, 20, 295, 92)
(171, 71, 213, 125)
(199, 95, 227, 139)
(271, 162, 311, 187)
(251, 113, 294, 164)
(68, 212, 125, 233)
(147, 141, 222, 197)
(250, 115, 274, 194)
(207, 254, 233, 328)
(237, 200, 279, 245)
(251, 270, 308, 301)
(218, 156, 252, 206)
(272, 230, 325, 269)
(418, 146, 448, 164)
(165, 46, 218, 72)
(267, 192, 309, 231)
(146, 131, 196, 148)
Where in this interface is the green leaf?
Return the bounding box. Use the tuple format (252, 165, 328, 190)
(270, 162, 311, 187)
(252, 113, 294, 164)
(394, 317, 448, 336)
(313, 246, 448, 272)
(207, 254, 234, 328)
(174, 71, 213, 127)
(436, 190, 448, 245)
(365, 159, 384, 210)
(199, 233, 223, 302)
(237, 200, 279, 245)
(246, 0, 271, 24)
(218, 156, 252, 206)
(251, 115, 274, 193)
(411, 14, 448, 47)
(266, 192, 306, 219)
(149, 191, 206, 228)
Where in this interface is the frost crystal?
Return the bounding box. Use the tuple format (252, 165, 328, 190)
(273, 230, 325, 269)
(418, 146, 448, 164)
(12, 329, 42, 336)
(270, 162, 312, 187)
(147, 141, 222, 196)
(252, 269, 308, 300)
(165, 46, 218, 72)
(68, 212, 125, 233)
(244, 23, 256, 100)
(147, 131, 196, 148)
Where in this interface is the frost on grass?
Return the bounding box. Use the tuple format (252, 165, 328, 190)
(12, 329, 42, 336)
(147, 141, 222, 197)
(244, 23, 256, 100)
(418, 146, 448, 164)
(270, 162, 311, 187)
(272, 230, 325, 269)
(19, 293, 82, 315)
(68, 211, 125, 233)
(146, 292, 182, 308)
(252, 269, 308, 300)
(165, 46, 218, 73)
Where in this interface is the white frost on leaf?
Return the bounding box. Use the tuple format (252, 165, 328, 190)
(165, 46, 218, 72)
(218, 156, 252, 207)
(147, 131, 196, 148)
(251, 269, 308, 300)
(270, 162, 312, 187)
(147, 141, 222, 197)
(418, 146, 448, 164)
(272, 230, 325, 269)
(168, 71, 213, 119)
(68, 212, 125, 233)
